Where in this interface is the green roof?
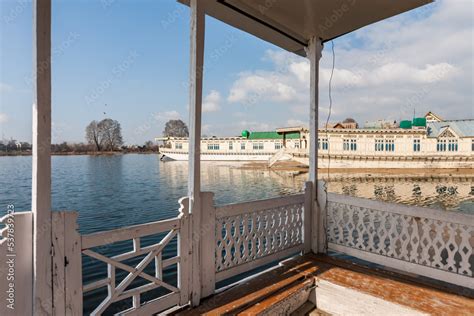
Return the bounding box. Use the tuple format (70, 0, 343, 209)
(248, 131, 300, 140)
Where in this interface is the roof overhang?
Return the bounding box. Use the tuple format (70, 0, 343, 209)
(276, 126, 308, 133)
(179, 0, 433, 56)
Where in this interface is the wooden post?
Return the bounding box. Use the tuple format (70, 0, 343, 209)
(178, 197, 191, 306)
(317, 180, 328, 253)
(32, 0, 53, 314)
(188, 0, 205, 306)
(52, 212, 82, 315)
(306, 37, 322, 254)
(303, 182, 313, 254)
(200, 192, 216, 298)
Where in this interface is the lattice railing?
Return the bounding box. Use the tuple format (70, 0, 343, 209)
(214, 194, 307, 282)
(326, 193, 474, 289)
(80, 198, 190, 315)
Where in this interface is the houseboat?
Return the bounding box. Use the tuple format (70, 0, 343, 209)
(157, 112, 474, 168)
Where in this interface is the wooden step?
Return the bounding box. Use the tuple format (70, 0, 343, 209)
(237, 277, 314, 315)
(177, 259, 322, 315)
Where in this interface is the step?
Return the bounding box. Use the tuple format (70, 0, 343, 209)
(237, 277, 314, 315)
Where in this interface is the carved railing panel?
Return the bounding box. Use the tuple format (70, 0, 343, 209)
(215, 195, 305, 277)
(81, 198, 189, 315)
(327, 193, 474, 289)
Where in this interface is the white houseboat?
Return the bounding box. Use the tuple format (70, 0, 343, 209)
(157, 113, 474, 169)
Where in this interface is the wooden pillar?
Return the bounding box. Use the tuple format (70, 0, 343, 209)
(188, 0, 205, 306)
(32, 0, 53, 314)
(306, 37, 323, 254)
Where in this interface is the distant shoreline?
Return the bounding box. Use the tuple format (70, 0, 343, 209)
(0, 151, 158, 157)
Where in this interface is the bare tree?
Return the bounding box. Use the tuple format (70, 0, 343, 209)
(85, 120, 102, 151)
(163, 119, 189, 137)
(99, 118, 123, 150)
(85, 118, 123, 151)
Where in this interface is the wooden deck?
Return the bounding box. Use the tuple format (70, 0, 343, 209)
(176, 254, 473, 316)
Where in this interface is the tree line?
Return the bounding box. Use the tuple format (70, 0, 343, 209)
(0, 117, 188, 155)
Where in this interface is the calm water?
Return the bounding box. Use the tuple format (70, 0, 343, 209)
(1, 154, 473, 314)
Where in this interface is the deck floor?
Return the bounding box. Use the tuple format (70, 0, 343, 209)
(176, 254, 473, 316)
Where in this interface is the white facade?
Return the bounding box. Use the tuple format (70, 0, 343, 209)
(157, 126, 474, 166)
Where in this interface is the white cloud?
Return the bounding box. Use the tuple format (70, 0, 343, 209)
(225, 0, 472, 123)
(238, 120, 271, 131)
(227, 73, 297, 104)
(154, 111, 181, 122)
(286, 119, 307, 127)
(0, 113, 8, 124)
(203, 90, 221, 112)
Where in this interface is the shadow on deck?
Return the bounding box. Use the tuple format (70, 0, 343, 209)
(176, 254, 473, 316)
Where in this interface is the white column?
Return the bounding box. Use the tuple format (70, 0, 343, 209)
(306, 37, 323, 253)
(188, 0, 205, 306)
(32, 0, 53, 314)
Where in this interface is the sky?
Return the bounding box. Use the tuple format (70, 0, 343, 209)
(0, 0, 473, 145)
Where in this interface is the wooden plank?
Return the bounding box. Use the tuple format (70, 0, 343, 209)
(306, 37, 323, 254)
(178, 197, 191, 306)
(51, 212, 65, 315)
(328, 243, 473, 289)
(122, 292, 180, 315)
(81, 218, 180, 249)
(83, 278, 110, 293)
(238, 278, 314, 315)
(315, 279, 425, 316)
(303, 182, 313, 254)
(215, 194, 305, 219)
(215, 244, 304, 282)
(32, 0, 53, 314)
(64, 212, 82, 315)
(188, 0, 205, 306)
(200, 192, 216, 298)
(327, 193, 474, 226)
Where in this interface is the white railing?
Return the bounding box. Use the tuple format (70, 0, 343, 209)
(326, 193, 474, 289)
(49, 198, 191, 315)
(213, 192, 309, 283)
(80, 198, 190, 315)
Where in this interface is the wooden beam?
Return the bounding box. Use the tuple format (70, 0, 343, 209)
(32, 0, 53, 314)
(306, 37, 322, 254)
(188, 0, 205, 307)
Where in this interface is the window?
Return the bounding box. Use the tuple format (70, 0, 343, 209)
(319, 138, 328, 150)
(274, 142, 282, 150)
(253, 142, 264, 150)
(351, 139, 357, 151)
(207, 143, 220, 150)
(241, 143, 246, 150)
(448, 139, 458, 152)
(385, 139, 395, 152)
(375, 139, 384, 151)
(413, 139, 421, 152)
(175, 143, 183, 150)
(472, 140, 474, 151)
(343, 139, 357, 151)
(437, 139, 447, 152)
(294, 142, 300, 149)
(229, 142, 233, 150)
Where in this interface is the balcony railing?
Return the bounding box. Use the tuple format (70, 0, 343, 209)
(0, 182, 472, 315)
(326, 193, 473, 289)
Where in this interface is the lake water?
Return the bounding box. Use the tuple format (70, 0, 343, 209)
(1, 154, 473, 314)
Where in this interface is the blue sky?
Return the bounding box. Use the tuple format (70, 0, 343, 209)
(0, 0, 472, 144)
